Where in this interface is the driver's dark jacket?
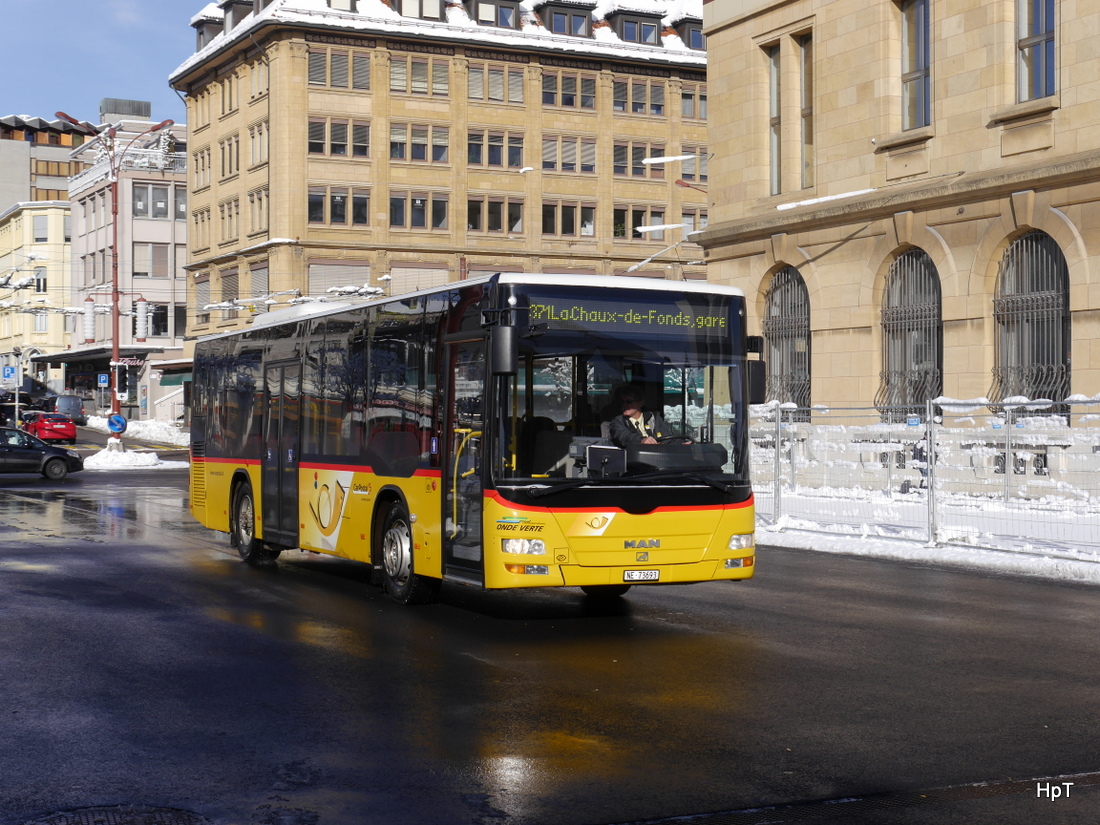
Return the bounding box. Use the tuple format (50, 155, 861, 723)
(608, 411, 667, 447)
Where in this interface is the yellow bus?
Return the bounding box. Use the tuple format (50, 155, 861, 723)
(189, 274, 764, 603)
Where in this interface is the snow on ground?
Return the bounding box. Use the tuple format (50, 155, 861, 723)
(81, 416, 190, 470)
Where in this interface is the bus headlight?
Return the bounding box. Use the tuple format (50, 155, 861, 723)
(502, 538, 546, 555)
(728, 533, 755, 550)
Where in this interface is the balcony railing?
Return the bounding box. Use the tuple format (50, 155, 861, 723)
(69, 150, 188, 195)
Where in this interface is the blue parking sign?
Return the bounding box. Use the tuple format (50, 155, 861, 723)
(98, 373, 110, 387)
(2, 365, 15, 382)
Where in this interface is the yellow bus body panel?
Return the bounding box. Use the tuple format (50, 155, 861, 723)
(482, 493, 756, 589)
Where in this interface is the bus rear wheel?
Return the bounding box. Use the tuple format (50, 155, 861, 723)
(379, 502, 440, 605)
(581, 584, 632, 598)
(232, 483, 279, 564)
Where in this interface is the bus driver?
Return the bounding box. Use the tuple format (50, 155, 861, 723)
(607, 386, 667, 447)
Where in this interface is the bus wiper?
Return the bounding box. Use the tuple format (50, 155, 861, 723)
(629, 470, 739, 493)
(525, 478, 616, 497)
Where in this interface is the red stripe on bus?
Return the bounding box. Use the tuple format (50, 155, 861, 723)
(484, 489, 753, 514)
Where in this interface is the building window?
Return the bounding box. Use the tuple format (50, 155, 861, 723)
(876, 249, 942, 419)
(249, 188, 269, 233)
(134, 303, 170, 337)
(990, 231, 1070, 403)
(612, 206, 665, 240)
(132, 243, 170, 277)
(468, 129, 524, 167)
(193, 147, 212, 189)
(612, 142, 666, 177)
(309, 118, 371, 158)
(389, 123, 448, 163)
(467, 196, 523, 233)
(681, 209, 708, 239)
(309, 48, 371, 90)
(219, 134, 240, 178)
(540, 7, 589, 36)
(542, 71, 596, 109)
(249, 120, 268, 166)
(680, 24, 705, 50)
(399, 0, 443, 20)
(220, 73, 239, 115)
(542, 135, 595, 173)
(680, 146, 708, 181)
(175, 187, 187, 221)
(219, 198, 240, 242)
(192, 208, 212, 251)
(34, 313, 48, 333)
(612, 78, 665, 115)
(901, 0, 930, 130)
(195, 279, 210, 324)
(618, 16, 660, 44)
(474, 0, 519, 28)
(1018, 0, 1055, 101)
(468, 63, 526, 103)
(390, 56, 450, 96)
(33, 215, 48, 242)
(389, 192, 448, 229)
(764, 266, 811, 412)
(250, 57, 269, 99)
(799, 34, 815, 189)
(767, 45, 782, 196)
(133, 183, 173, 219)
(308, 185, 368, 226)
(541, 202, 595, 237)
(33, 267, 47, 293)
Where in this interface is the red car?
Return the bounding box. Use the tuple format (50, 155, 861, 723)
(21, 412, 78, 445)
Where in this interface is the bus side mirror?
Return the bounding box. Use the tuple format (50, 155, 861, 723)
(492, 325, 518, 375)
(747, 360, 767, 405)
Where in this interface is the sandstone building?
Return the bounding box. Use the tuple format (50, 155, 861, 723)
(169, 0, 710, 337)
(700, 0, 1100, 415)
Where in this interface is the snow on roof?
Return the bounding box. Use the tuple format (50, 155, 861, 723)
(172, 0, 705, 83)
(191, 2, 223, 25)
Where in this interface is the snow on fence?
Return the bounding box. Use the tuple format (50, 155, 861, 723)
(749, 398, 1100, 562)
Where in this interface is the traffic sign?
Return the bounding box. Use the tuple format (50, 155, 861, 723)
(107, 414, 128, 434)
(1, 365, 16, 386)
(98, 373, 110, 387)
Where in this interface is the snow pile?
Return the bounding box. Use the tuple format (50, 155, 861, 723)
(80, 417, 190, 470)
(84, 416, 191, 447)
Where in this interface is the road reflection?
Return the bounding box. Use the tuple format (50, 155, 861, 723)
(193, 550, 763, 812)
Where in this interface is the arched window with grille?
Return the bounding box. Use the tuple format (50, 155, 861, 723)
(990, 230, 1070, 403)
(763, 265, 811, 412)
(875, 248, 942, 420)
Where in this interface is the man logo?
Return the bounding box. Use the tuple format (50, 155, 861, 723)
(624, 539, 660, 549)
(636, 551, 649, 562)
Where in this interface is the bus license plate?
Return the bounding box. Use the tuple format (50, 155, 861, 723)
(624, 570, 660, 582)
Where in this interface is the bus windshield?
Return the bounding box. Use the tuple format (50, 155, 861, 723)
(493, 285, 751, 487)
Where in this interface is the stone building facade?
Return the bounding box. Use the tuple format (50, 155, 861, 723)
(700, 0, 1100, 414)
(170, 0, 710, 337)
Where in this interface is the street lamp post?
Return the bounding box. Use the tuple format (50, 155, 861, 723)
(56, 112, 174, 417)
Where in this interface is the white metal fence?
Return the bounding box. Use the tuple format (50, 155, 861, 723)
(750, 400, 1100, 561)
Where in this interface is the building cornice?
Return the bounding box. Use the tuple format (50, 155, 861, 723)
(698, 150, 1100, 252)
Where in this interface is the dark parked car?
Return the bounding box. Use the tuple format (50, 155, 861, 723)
(0, 427, 83, 479)
(39, 394, 88, 425)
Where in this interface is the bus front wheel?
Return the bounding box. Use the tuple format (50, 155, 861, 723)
(232, 483, 279, 564)
(379, 502, 440, 605)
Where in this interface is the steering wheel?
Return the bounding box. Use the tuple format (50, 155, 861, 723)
(657, 435, 693, 445)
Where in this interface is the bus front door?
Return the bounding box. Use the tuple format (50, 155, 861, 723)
(262, 361, 301, 546)
(443, 340, 485, 582)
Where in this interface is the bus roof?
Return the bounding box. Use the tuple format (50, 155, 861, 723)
(194, 274, 744, 343)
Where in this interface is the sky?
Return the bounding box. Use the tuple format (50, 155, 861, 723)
(2, 0, 201, 126)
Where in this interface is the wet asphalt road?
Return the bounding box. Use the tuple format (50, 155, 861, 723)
(1, 466, 1100, 825)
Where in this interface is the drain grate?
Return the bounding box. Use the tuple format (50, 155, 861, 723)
(597, 769, 1100, 825)
(23, 806, 210, 825)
